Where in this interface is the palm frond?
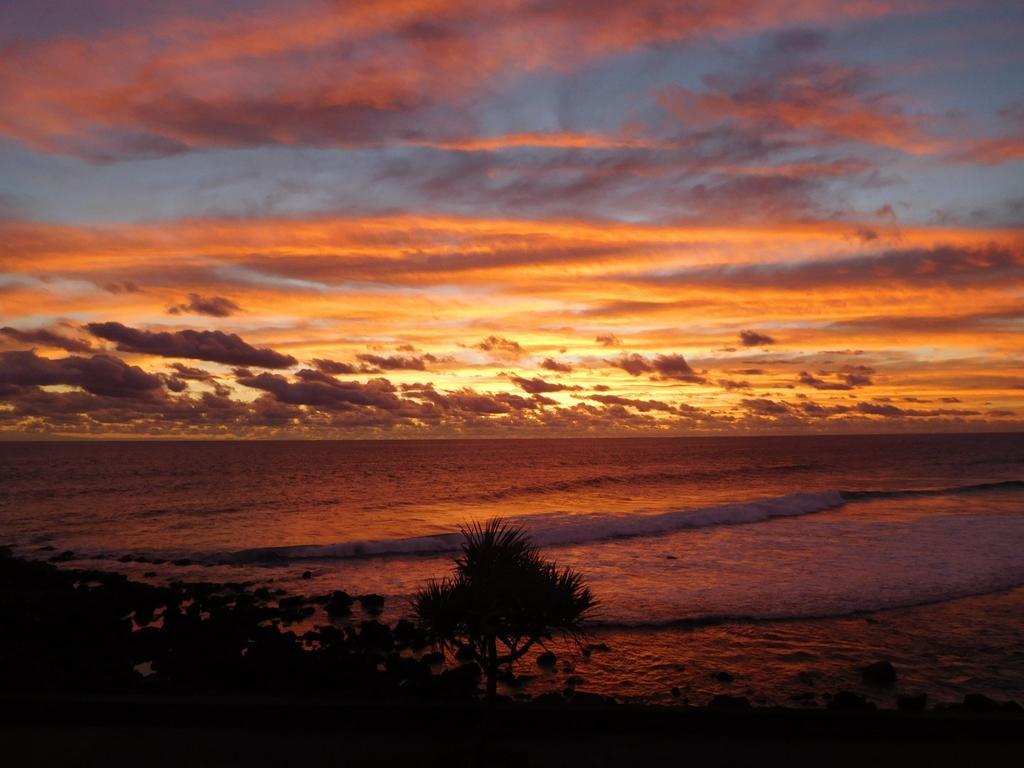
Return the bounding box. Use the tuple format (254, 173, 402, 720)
(415, 517, 597, 669)
(413, 576, 467, 648)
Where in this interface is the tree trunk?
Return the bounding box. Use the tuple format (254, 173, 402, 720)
(485, 633, 498, 710)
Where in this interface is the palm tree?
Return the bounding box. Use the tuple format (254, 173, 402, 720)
(414, 518, 596, 707)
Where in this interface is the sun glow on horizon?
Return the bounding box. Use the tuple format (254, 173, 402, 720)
(0, 1, 1021, 438)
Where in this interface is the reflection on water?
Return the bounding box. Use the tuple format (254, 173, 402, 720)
(2, 434, 1023, 704)
(550, 586, 1024, 707)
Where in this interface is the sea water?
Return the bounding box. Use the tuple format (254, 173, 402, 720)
(2, 433, 1022, 704)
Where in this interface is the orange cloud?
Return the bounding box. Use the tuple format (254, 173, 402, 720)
(1, 208, 1021, 437)
(0, 0, 904, 159)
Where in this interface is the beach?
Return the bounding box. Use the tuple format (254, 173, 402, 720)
(4, 1, 1023, 761)
(4, 436, 1024, 705)
(3, 548, 1023, 765)
(4, 435, 1024, 765)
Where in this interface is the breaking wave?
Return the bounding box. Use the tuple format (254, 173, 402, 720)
(230, 479, 1022, 564)
(231, 490, 847, 562)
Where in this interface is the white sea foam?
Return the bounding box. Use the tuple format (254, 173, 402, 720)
(232, 490, 847, 562)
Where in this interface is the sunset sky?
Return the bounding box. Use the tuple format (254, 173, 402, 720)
(1, 0, 1021, 438)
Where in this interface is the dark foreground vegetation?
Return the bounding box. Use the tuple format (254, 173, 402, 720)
(0, 545, 486, 701)
(2, 547, 1023, 766)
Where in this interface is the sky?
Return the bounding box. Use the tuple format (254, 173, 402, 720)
(0, 0, 1021, 438)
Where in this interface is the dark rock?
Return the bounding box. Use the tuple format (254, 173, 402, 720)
(385, 652, 433, 687)
(961, 694, 1022, 713)
(133, 605, 156, 627)
(497, 667, 521, 687)
(182, 581, 220, 601)
(709, 694, 751, 710)
(796, 670, 818, 686)
(301, 571, 313, 580)
(862, 660, 897, 686)
(357, 594, 385, 613)
(357, 620, 393, 652)
(537, 651, 557, 669)
(317, 625, 346, 648)
(325, 590, 353, 618)
(392, 619, 418, 648)
(329, 601, 354, 620)
(531, 692, 566, 706)
(438, 662, 481, 697)
(897, 693, 928, 712)
(962, 693, 1000, 713)
(568, 690, 608, 707)
(829, 691, 877, 711)
(714, 670, 735, 683)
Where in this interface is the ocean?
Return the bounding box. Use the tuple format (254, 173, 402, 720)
(3, 433, 1023, 706)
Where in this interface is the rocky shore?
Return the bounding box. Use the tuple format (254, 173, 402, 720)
(1, 547, 488, 701)
(3, 547, 1024, 765)
(5, 547, 1024, 714)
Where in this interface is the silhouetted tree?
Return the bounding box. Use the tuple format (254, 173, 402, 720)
(414, 518, 596, 707)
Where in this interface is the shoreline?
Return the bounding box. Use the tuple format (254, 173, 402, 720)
(4, 549, 1023, 709)
(16, 541, 1024, 635)
(4, 549, 1024, 764)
